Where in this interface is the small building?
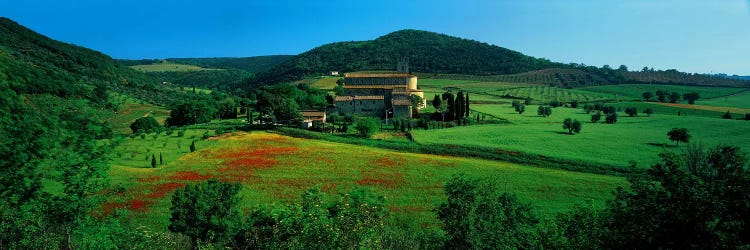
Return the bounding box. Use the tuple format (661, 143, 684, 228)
(300, 111, 326, 129)
(328, 71, 340, 76)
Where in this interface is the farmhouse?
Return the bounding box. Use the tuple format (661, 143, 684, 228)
(300, 111, 326, 129)
(334, 72, 425, 119)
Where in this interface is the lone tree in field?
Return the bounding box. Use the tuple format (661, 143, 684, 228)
(583, 104, 595, 114)
(524, 97, 532, 105)
(151, 154, 157, 168)
(515, 104, 525, 114)
(563, 118, 582, 135)
(538, 106, 552, 117)
(656, 90, 667, 102)
(683, 92, 700, 104)
(570, 100, 579, 108)
(591, 111, 602, 123)
(189, 140, 196, 152)
(625, 107, 638, 117)
(644, 108, 654, 116)
(605, 112, 618, 124)
(667, 128, 690, 146)
(642, 91, 653, 101)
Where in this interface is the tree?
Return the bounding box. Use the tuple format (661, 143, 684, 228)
(511, 100, 521, 109)
(355, 117, 380, 138)
(563, 118, 582, 134)
(570, 100, 579, 108)
(455, 91, 465, 121)
(442, 92, 455, 121)
(604, 145, 750, 249)
(669, 92, 680, 103)
(465, 93, 470, 117)
(642, 91, 653, 101)
(656, 90, 667, 102)
(591, 112, 602, 123)
(130, 116, 161, 134)
(515, 104, 525, 114)
(683, 92, 700, 104)
(644, 108, 654, 116)
(537, 106, 552, 117)
(549, 100, 561, 108)
(151, 154, 157, 168)
(166, 101, 215, 126)
(431, 94, 441, 109)
(745, 113, 750, 120)
(618, 65, 628, 71)
(524, 97, 532, 105)
(169, 179, 242, 246)
(723, 111, 733, 119)
(189, 140, 196, 152)
(159, 152, 163, 165)
(667, 128, 690, 146)
(605, 112, 618, 124)
(625, 107, 638, 117)
(437, 175, 539, 249)
(583, 104, 595, 114)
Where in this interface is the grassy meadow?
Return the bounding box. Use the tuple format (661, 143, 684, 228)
(581, 84, 748, 99)
(130, 63, 219, 72)
(105, 131, 626, 231)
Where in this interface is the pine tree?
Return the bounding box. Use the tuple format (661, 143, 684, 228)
(159, 152, 163, 165)
(190, 140, 196, 152)
(455, 91, 465, 121)
(151, 154, 157, 168)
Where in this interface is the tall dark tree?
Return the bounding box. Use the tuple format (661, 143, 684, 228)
(455, 91, 465, 121)
(656, 90, 667, 102)
(442, 92, 455, 121)
(591, 112, 602, 123)
(625, 107, 638, 117)
(151, 154, 157, 168)
(432, 94, 442, 109)
(465, 93, 470, 117)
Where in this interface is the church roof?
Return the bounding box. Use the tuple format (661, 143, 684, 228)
(344, 85, 402, 89)
(334, 95, 385, 102)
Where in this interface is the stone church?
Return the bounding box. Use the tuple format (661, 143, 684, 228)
(334, 60, 425, 119)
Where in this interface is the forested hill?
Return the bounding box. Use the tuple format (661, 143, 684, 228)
(249, 29, 749, 88)
(251, 29, 563, 84)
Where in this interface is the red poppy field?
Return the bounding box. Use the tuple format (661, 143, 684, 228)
(106, 131, 626, 230)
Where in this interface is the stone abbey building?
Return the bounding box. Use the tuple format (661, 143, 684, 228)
(334, 72, 425, 119)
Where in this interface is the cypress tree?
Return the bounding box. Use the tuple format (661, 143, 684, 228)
(442, 92, 455, 121)
(159, 152, 163, 165)
(455, 91, 464, 121)
(151, 154, 157, 168)
(465, 93, 470, 117)
(189, 140, 196, 152)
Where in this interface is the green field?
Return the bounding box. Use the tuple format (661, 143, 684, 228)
(130, 63, 219, 72)
(697, 90, 750, 109)
(106, 131, 626, 231)
(414, 104, 750, 169)
(310, 76, 342, 90)
(581, 84, 748, 100)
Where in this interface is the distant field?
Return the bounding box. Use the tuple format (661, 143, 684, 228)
(130, 63, 219, 72)
(105, 131, 626, 231)
(581, 84, 748, 100)
(415, 104, 750, 169)
(485, 86, 618, 103)
(105, 95, 171, 134)
(697, 90, 750, 109)
(310, 76, 341, 90)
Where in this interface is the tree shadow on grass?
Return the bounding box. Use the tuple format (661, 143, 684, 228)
(647, 142, 677, 148)
(550, 131, 572, 135)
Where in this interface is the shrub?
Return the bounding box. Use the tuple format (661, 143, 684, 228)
(130, 116, 161, 134)
(723, 111, 732, 119)
(355, 117, 380, 138)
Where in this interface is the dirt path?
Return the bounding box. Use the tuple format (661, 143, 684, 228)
(652, 102, 750, 114)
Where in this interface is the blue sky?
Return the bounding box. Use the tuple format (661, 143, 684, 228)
(3, 0, 749, 75)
